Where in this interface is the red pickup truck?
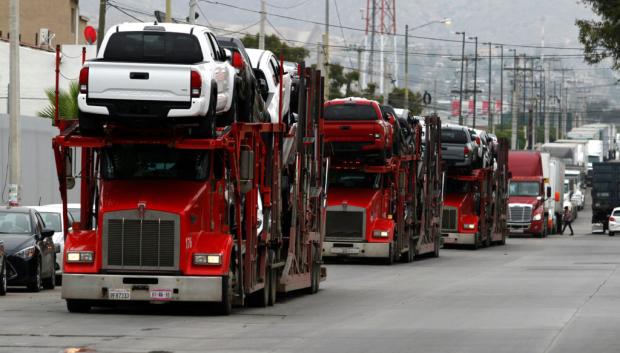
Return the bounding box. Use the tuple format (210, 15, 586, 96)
(323, 98, 394, 161)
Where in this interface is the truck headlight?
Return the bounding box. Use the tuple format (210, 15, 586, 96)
(66, 251, 94, 263)
(373, 230, 389, 238)
(463, 224, 475, 230)
(15, 246, 36, 260)
(193, 253, 222, 265)
(532, 214, 542, 221)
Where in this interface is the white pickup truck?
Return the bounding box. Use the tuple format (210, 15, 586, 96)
(77, 22, 239, 136)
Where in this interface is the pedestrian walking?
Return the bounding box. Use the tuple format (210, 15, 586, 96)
(561, 206, 574, 236)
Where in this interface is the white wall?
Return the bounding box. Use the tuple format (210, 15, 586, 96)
(0, 42, 96, 116)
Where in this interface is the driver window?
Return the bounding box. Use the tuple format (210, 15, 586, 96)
(203, 33, 216, 60)
(207, 33, 222, 61)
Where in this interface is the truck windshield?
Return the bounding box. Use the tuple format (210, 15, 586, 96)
(0, 212, 32, 235)
(588, 156, 600, 164)
(39, 212, 61, 232)
(324, 104, 378, 121)
(329, 171, 381, 189)
(101, 145, 210, 181)
(441, 129, 468, 143)
(509, 182, 539, 197)
(445, 179, 472, 194)
(103, 31, 204, 64)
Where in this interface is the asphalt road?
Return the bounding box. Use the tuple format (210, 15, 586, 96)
(3, 197, 620, 353)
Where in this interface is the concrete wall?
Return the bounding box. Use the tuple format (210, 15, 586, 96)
(0, 113, 78, 206)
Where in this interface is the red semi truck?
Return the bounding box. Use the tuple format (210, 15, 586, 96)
(507, 151, 552, 237)
(322, 110, 443, 263)
(441, 139, 509, 248)
(53, 67, 327, 314)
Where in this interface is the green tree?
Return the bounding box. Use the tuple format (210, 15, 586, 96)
(241, 34, 309, 63)
(577, 1, 620, 69)
(326, 63, 362, 99)
(387, 87, 423, 115)
(38, 82, 79, 122)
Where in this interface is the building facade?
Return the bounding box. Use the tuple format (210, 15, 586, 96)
(0, 0, 88, 47)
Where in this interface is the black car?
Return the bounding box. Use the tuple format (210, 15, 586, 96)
(0, 240, 6, 296)
(216, 36, 268, 123)
(0, 206, 56, 292)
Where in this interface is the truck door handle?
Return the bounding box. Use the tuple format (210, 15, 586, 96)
(130, 72, 149, 80)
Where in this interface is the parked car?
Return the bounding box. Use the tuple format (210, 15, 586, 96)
(216, 36, 268, 123)
(0, 241, 6, 296)
(245, 48, 293, 123)
(45, 204, 82, 224)
(0, 206, 56, 292)
(608, 207, 620, 236)
(26, 205, 74, 281)
(441, 124, 475, 169)
(323, 97, 394, 161)
(475, 129, 493, 168)
(78, 22, 238, 137)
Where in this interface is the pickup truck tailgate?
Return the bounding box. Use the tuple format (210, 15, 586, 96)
(88, 62, 191, 102)
(442, 143, 466, 161)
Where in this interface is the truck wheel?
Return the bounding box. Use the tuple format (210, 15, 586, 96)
(42, 267, 56, 290)
(385, 243, 395, 265)
(215, 276, 232, 315)
(249, 268, 269, 308)
(307, 246, 320, 294)
(472, 234, 479, 250)
(498, 234, 506, 246)
(78, 112, 103, 136)
(220, 92, 238, 127)
(610, 232, 615, 237)
(268, 268, 277, 306)
(196, 91, 217, 138)
(66, 299, 91, 313)
(402, 237, 415, 263)
(433, 235, 440, 258)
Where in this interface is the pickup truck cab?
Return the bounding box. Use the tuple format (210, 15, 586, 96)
(441, 124, 475, 170)
(323, 97, 394, 161)
(78, 22, 237, 137)
(245, 49, 292, 123)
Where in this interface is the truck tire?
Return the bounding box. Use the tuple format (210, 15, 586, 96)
(78, 112, 103, 136)
(472, 233, 479, 250)
(195, 90, 217, 138)
(42, 267, 56, 290)
(219, 91, 238, 127)
(609, 232, 615, 237)
(385, 242, 395, 265)
(66, 299, 91, 313)
(268, 268, 277, 306)
(433, 235, 440, 258)
(248, 267, 269, 308)
(215, 276, 233, 315)
(401, 237, 415, 263)
(307, 245, 320, 294)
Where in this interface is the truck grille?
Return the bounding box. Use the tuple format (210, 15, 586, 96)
(441, 207, 458, 232)
(325, 206, 365, 241)
(103, 210, 180, 271)
(508, 205, 532, 223)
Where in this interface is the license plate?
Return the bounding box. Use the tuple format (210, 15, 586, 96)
(150, 289, 173, 301)
(332, 247, 360, 255)
(511, 228, 524, 233)
(109, 289, 131, 300)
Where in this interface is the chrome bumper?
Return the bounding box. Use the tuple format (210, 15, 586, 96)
(442, 232, 476, 245)
(322, 241, 390, 258)
(61, 274, 223, 302)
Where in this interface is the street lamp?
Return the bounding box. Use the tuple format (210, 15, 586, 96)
(468, 36, 478, 128)
(404, 18, 451, 110)
(456, 31, 466, 126)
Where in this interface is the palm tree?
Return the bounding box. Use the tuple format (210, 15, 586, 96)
(37, 82, 79, 123)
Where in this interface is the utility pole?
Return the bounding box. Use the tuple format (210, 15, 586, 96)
(457, 32, 466, 126)
(189, 0, 198, 24)
(544, 61, 550, 143)
(9, 0, 20, 205)
(97, 0, 106, 50)
(323, 0, 330, 100)
(496, 44, 504, 128)
(484, 42, 493, 131)
(469, 36, 478, 129)
(368, 1, 376, 85)
(165, 0, 172, 22)
(511, 54, 520, 150)
(404, 24, 409, 109)
(259, 0, 266, 49)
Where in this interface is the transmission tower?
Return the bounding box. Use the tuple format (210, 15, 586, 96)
(362, 0, 396, 95)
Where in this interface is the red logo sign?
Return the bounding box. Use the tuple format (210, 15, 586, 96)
(84, 26, 97, 45)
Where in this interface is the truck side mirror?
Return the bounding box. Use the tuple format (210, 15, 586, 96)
(239, 148, 254, 194)
(546, 186, 552, 198)
(555, 191, 560, 202)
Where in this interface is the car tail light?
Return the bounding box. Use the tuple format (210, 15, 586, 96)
(476, 136, 481, 145)
(464, 146, 470, 156)
(79, 67, 89, 94)
(231, 51, 244, 69)
(190, 70, 202, 98)
(610, 216, 616, 222)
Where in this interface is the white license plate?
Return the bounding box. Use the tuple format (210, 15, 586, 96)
(511, 228, 524, 233)
(150, 289, 173, 301)
(332, 247, 360, 255)
(109, 289, 131, 300)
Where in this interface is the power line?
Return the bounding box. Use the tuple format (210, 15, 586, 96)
(265, 0, 312, 10)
